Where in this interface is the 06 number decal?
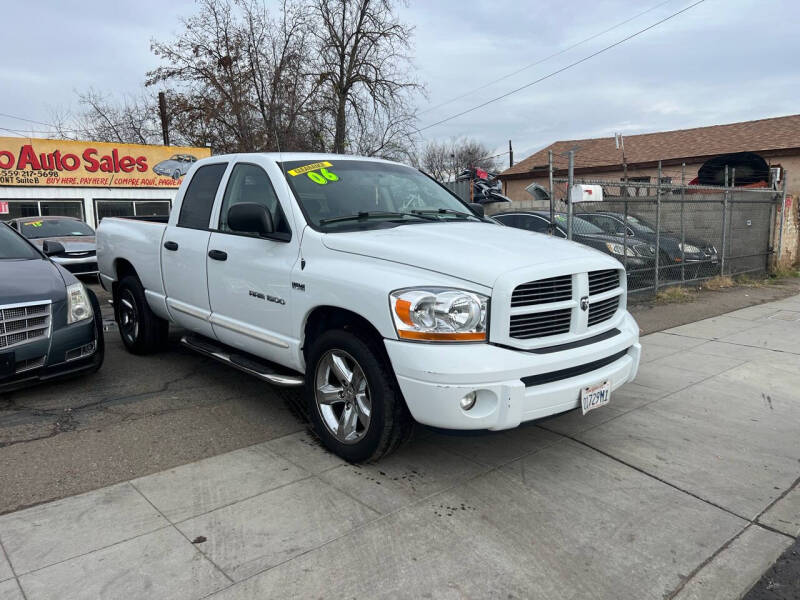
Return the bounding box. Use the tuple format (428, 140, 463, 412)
(307, 167, 339, 185)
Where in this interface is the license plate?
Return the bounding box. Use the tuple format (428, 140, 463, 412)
(581, 380, 610, 415)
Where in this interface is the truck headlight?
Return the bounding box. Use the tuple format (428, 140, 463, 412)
(66, 282, 93, 324)
(390, 288, 488, 342)
(605, 242, 636, 257)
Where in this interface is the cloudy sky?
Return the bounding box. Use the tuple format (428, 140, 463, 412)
(2, 0, 799, 165)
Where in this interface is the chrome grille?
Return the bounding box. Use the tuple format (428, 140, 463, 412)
(588, 297, 619, 327)
(588, 269, 619, 295)
(511, 275, 572, 307)
(0, 302, 52, 350)
(509, 308, 571, 339)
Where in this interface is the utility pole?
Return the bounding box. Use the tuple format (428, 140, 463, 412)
(158, 92, 170, 146)
(508, 140, 514, 168)
(615, 133, 627, 183)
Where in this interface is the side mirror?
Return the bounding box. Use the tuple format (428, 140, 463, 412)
(227, 203, 274, 237)
(469, 203, 485, 217)
(42, 240, 65, 256)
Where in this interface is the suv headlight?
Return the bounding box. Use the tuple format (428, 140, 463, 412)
(605, 242, 636, 257)
(390, 288, 488, 342)
(66, 282, 93, 324)
(678, 242, 701, 254)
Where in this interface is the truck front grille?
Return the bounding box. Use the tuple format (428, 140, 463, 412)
(0, 302, 52, 350)
(511, 275, 572, 307)
(588, 296, 619, 327)
(507, 269, 623, 343)
(510, 308, 571, 339)
(588, 269, 619, 295)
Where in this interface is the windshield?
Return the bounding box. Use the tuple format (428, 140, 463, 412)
(18, 219, 94, 239)
(0, 224, 41, 259)
(553, 214, 604, 235)
(279, 159, 475, 230)
(626, 215, 656, 233)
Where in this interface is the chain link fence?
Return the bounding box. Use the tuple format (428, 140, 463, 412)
(551, 177, 782, 294)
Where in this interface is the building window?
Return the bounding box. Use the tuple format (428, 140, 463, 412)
(1, 200, 84, 221)
(93, 199, 172, 223)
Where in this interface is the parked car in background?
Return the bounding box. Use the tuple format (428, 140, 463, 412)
(0, 223, 103, 392)
(8, 216, 98, 277)
(493, 211, 657, 288)
(153, 154, 198, 179)
(576, 211, 719, 279)
(98, 153, 641, 462)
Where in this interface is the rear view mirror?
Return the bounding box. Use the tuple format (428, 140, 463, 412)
(42, 240, 65, 256)
(469, 203, 485, 217)
(227, 203, 274, 237)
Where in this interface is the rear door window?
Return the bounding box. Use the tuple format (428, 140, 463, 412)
(177, 163, 227, 230)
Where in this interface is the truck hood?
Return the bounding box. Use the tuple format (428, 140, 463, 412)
(0, 258, 67, 304)
(321, 222, 617, 287)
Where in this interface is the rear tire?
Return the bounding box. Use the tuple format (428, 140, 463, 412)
(116, 275, 168, 355)
(305, 329, 413, 463)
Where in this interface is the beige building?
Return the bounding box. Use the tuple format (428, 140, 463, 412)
(498, 114, 800, 266)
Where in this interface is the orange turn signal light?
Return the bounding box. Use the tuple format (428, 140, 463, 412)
(397, 330, 486, 341)
(395, 299, 414, 326)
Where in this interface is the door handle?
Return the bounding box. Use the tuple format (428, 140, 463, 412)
(208, 249, 228, 261)
(163, 241, 179, 251)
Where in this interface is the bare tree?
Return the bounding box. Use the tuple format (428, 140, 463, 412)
(420, 137, 500, 182)
(312, 0, 421, 154)
(52, 89, 163, 145)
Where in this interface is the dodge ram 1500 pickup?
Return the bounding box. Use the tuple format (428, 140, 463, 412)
(97, 153, 641, 462)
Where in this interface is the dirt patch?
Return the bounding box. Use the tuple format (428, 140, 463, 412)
(630, 276, 800, 335)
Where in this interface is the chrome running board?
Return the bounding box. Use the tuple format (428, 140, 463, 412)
(180, 335, 304, 387)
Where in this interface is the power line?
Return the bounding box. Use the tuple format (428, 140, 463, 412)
(417, 0, 706, 133)
(418, 0, 677, 116)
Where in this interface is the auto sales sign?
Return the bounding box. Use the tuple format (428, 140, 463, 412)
(0, 137, 211, 188)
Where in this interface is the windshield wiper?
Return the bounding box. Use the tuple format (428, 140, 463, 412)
(411, 208, 480, 221)
(319, 211, 437, 226)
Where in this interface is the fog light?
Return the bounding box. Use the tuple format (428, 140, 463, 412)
(460, 391, 477, 411)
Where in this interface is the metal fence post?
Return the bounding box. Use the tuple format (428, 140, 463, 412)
(567, 150, 574, 240)
(548, 150, 555, 235)
(680, 163, 686, 282)
(623, 195, 629, 273)
(778, 170, 788, 265)
(721, 166, 729, 276)
(654, 160, 662, 293)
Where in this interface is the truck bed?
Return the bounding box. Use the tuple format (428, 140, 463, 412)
(96, 217, 167, 297)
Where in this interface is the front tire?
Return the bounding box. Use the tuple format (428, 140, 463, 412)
(116, 275, 168, 355)
(305, 329, 412, 463)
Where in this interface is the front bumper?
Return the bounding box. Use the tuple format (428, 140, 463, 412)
(385, 312, 640, 431)
(51, 255, 99, 276)
(0, 316, 100, 393)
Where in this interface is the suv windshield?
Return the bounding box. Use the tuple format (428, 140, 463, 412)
(553, 214, 605, 235)
(0, 224, 41, 259)
(18, 219, 94, 239)
(279, 159, 477, 229)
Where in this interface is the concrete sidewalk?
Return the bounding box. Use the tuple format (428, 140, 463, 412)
(1, 296, 799, 600)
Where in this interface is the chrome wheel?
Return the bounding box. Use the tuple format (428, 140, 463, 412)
(314, 349, 372, 444)
(118, 290, 139, 345)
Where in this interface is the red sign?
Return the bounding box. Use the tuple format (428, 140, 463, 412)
(0, 201, 8, 215)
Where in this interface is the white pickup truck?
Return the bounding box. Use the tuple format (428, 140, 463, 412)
(97, 153, 641, 462)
